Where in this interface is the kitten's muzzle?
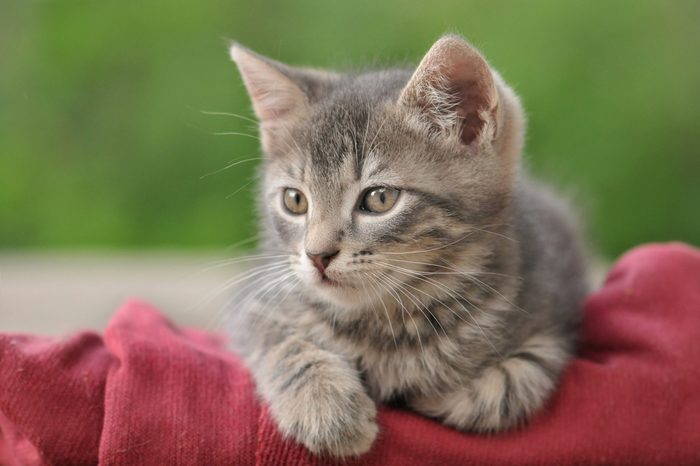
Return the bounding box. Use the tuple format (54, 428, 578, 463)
(306, 249, 340, 275)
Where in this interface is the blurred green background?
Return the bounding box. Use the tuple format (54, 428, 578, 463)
(1, 0, 698, 258)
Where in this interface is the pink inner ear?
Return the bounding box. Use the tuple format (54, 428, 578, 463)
(447, 60, 494, 146)
(400, 37, 501, 148)
(454, 83, 490, 146)
(248, 86, 298, 121)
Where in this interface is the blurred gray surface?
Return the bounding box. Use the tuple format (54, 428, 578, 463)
(0, 252, 239, 336)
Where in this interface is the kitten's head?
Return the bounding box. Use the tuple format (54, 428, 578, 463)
(231, 34, 524, 311)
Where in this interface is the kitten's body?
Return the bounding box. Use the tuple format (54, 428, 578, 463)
(228, 36, 588, 457)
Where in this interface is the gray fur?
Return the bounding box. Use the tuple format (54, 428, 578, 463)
(227, 35, 589, 457)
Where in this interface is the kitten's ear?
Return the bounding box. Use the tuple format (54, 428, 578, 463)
(230, 44, 335, 154)
(399, 35, 522, 157)
(230, 44, 309, 122)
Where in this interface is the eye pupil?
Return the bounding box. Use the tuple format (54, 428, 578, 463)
(359, 186, 399, 214)
(283, 188, 308, 215)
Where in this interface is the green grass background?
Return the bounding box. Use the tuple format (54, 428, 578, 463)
(1, 0, 698, 257)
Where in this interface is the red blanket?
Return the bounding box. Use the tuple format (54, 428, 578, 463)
(1, 243, 699, 465)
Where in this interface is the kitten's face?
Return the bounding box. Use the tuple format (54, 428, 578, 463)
(232, 36, 524, 311)
(261, 104, 486, 309)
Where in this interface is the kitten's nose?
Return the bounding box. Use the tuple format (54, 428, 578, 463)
(306, 250, 340, 274)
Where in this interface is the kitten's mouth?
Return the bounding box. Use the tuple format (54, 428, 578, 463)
(320, 275, 343, 287)
(319, 273, 357, 289)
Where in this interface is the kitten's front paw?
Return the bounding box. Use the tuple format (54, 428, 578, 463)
(270, 357, 378, 457)
(412, 343, 563, 432)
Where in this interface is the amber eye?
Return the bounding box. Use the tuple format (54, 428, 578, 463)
(359, 187, 400, 214)
(282, 188, 308, 215)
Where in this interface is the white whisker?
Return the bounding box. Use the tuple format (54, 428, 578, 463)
(377, 261, 502, 357)
(198, 254, 291, 273)
(469, 224, 518, 243)
(380, 256, 526, 313)
(212, 131, 261, 140)
(378, 271, 445, 348)
(364, 272, 399, 349)
(380, 231, 476, 255)
(194, 261, 291, 311)
(200, 110, 259, 125)
(200, 157, 262, 179)
(373, 271, 426, 356)
(378, 270, 449, 339)
(226, 177, 257, 199)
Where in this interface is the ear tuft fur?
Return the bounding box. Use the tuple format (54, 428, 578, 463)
(229, 43, 309, 123)
(399, 34, 522, 157)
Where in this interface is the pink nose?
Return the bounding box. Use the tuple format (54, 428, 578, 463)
(306, 250, 339, 274)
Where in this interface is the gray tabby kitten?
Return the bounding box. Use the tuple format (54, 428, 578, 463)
(228, 34, 588, 458)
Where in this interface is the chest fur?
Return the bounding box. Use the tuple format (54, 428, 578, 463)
(332, 331, 469, 401)
(298, 307, 478, 401)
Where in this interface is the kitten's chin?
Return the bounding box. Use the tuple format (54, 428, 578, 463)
(315, 286, 363, 308)
(306, 280, 370, 311)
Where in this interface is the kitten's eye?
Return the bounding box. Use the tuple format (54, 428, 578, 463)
(282, 188, 308, 215)
(359, 187, 400, 214)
